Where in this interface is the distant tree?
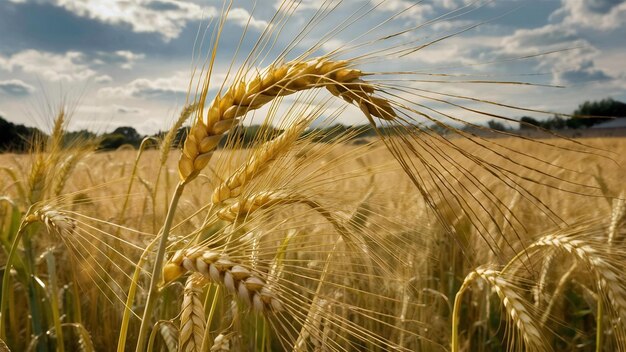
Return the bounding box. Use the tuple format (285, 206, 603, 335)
(99, 134, 127, 150)
(574, 98, 626, 117)
(519, 116, 541, 130)
(487, 119, 508, 131)
(112, 126, 142, 145)
(0, 115, 43, 151)
(571, 98, 626, 128)
(99, 126, 143, 150)
(309, 124, 349, 143)
(63, 130, 98, 147)
(174, 128, 188, 147)
(536, 115, 565, 130)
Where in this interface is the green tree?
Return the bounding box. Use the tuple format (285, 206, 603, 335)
(112, 126, 142, 145)
(571, 98, 626, 128)
(0, 115, 43, 151)
(519, 116, 541, 130)
(487, 119, 508, 131)
(99, 126, 143, 150)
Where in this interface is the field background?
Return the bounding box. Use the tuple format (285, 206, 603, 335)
(1, 132, 624, 351)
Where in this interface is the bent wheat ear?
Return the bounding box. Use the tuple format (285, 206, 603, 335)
(163, 247, 282, 313)
(27, 205, 76, 237)
(531, 234, 626, 322)
(179, 58, 396, 183)
(453, 268, 545, 352)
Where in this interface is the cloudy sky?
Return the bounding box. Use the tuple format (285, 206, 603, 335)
(0, 0, 625, 134)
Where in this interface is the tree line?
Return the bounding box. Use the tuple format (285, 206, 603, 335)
(1, 98, 625, 152)
(491, 98, 626, 131)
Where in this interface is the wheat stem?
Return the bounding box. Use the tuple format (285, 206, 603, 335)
(136, 182, 185, 352)
(0, 207, 33, 340)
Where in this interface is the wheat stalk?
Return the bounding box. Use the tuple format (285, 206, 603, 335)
(294, 298, 330, 351)
(540, 263, 578, 327)
(179, 274, 206, 352)
(160, 103, 198, 166)
(163, 247, 282, 313)
(52, 154, 81, 196)
(534, 250, 556, 308)
(179, 57, 395, 183)
(212, 119, 311, 204)
(608, 193, 625, 244)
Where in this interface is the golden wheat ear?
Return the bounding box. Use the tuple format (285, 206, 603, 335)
(178, 58, 395, 183)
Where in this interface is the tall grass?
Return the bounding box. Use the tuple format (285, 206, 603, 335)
(0, 1, 624, 351)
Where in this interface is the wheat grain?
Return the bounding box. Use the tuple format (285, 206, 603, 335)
(216, 190, 301, 222)
(0, 338, 9, 352)
(178, 57, 395, 183)
(210, 333, 230, 352)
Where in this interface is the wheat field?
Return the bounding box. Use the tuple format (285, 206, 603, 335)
(1, 1, 625, 352)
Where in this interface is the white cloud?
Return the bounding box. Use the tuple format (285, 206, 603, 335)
(402, 35, 498, 66)
(321, 39, 344, 53)
(0, 50, 96, 81)
(429, 19, 475, 32)
(373, 0, 433, 22)
(0, 79, 35, 96)
(274, 0, 339, 13)
(226, 8, 269, 30)
(95, 75, 113, 83)
(436, 0, 486, 10)
(114, 104, 146, 114)
(13, 0, 269, 41)
(500, 24, 581, 56)
(500, 24, 612, 85)
(99, 71, 191, 99)
(96, 50, 145, 69)
(554, 0, 626, 31)
(55, 0, 206, 40)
